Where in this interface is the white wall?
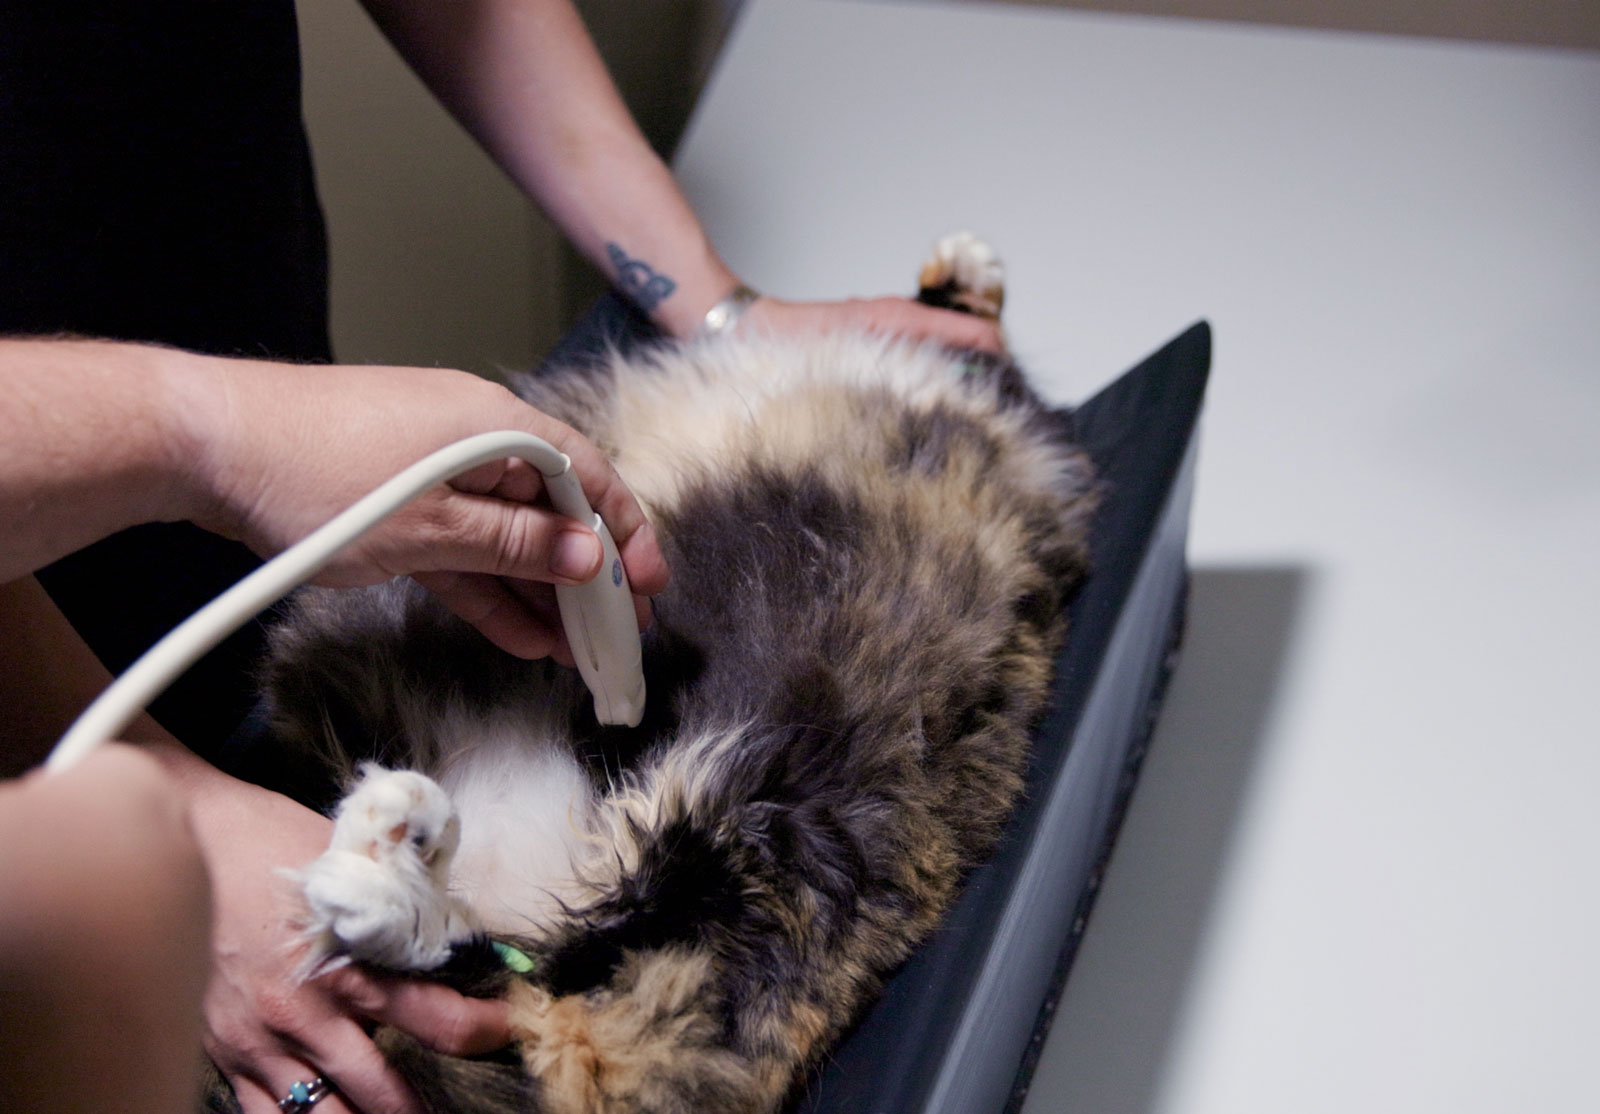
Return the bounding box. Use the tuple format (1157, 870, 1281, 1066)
(294, 0, 1595, 377)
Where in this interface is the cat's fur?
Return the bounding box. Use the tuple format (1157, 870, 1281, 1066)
(236, 236, 1098, 1114)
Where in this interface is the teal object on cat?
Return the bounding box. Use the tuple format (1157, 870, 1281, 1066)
(493, 940, 539, 974)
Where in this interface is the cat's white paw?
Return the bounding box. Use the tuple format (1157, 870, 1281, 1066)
(294, 765, 475, 974)
(918, 231, 1005, 319)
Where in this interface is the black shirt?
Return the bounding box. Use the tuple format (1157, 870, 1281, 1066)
(2, 0, 332, 753)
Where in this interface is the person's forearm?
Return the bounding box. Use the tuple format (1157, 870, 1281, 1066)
(358, 0, 740, 338)
(0, 565, 280, 830)
(0, 745, 212, 1114)
(0, 574, 184, 776)
(0, 338, 221, 582)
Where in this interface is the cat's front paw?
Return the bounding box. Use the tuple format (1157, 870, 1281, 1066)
(294, 765, 475, 974)
(917, 231, 1005, 320)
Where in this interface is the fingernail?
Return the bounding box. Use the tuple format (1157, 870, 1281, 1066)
(552, 529, 601, 581)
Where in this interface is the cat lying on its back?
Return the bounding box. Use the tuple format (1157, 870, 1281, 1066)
(234, 234, 1099, 1114)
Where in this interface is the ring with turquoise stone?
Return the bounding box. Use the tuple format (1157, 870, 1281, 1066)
(277, 1076, 333, 1112)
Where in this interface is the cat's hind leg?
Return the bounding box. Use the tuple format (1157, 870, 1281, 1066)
(506, 948, 759, 1114)
(294, 765, 476, 974)
(917, 230, 1006, 319)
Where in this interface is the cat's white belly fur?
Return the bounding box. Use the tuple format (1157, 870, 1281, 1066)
(428, 710, 600, 936)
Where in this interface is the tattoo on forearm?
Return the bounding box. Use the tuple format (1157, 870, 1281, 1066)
(606, 242, 677, 312)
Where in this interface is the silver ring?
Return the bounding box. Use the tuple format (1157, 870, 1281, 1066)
(277, 1076, 334, 1113)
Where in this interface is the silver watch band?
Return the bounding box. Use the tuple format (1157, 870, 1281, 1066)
(696, 283, 761, 339)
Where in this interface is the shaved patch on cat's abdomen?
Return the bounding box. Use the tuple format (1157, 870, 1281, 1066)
(431, 713, 601, 936)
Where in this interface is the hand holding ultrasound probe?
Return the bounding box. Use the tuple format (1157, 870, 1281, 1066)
(48, 428, 650, 773)
(0, 344, 667, 1114)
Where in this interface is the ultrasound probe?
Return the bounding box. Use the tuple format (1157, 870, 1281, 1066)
(46, 431, 647, 773)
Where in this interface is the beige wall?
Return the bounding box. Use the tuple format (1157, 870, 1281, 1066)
(295, 0, 561, 375)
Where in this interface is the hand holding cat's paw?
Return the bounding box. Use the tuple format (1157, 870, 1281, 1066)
(296, 765, 476, 974)
(696, 232, 1006, 352)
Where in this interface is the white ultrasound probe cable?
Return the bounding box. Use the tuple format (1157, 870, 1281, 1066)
(45, 431, 646, 774)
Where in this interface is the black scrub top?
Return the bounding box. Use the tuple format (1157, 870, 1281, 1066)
(2, 1, 333, 755)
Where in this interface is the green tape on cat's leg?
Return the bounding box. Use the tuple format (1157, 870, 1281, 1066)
(492, 940, 539, 974)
